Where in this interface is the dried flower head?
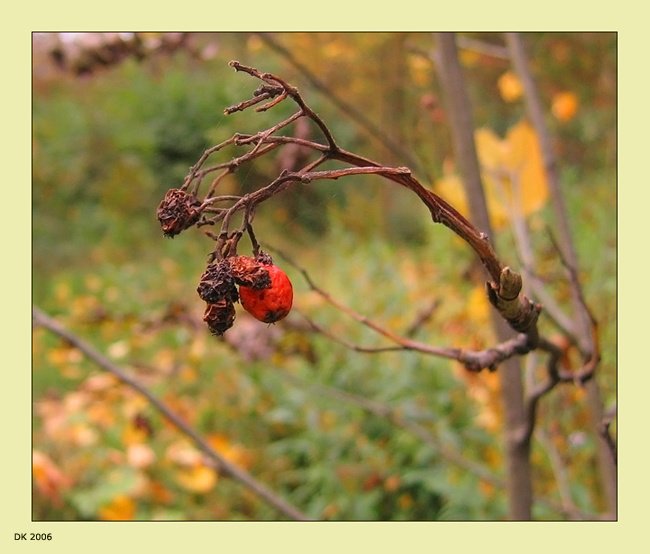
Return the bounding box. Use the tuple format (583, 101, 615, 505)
(156, 189, 202, 237)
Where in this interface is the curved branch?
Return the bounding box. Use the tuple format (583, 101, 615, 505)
(163, 61, 541, 360)
(272, 246, 537, 372)
(250, 35, 432, 180)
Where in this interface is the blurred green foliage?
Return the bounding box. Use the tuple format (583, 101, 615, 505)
(32, 32, 616, 521)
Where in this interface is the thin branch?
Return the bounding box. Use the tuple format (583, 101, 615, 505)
(455, 35, 509, 60)
(546, 228, 601, 361)
(253, 33, 432, 181)
(32, 306, 313, 521)
(535, 428, 579, 518)
(272, 246, 536, 372)
(173, 61, 542, 343)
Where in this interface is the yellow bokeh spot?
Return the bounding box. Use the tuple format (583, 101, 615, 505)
(246, 34, 264, 52)
(54, 281, 72, 305)
(408, 54, 431, 87)
(207, 434, 253, 470)
(84, 274, 103, 292)
(498, 71, 523, 102)
(175, 465, 217, 494)
(552, 91, 579, 122)
(459, 49, 481, 68)
(398, 493, 414, 510)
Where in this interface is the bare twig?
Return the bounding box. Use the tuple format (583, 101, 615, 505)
(535, 428, 578, 517)
(455, 35, 509, 60)
(272, 246, 536, 372)
(163, 61, 542, 346)
(32, 306, 312, 521)
(254, 33, 432, 181)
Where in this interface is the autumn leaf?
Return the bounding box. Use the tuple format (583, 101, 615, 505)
(175, 465, 218, 493)
(435, 119, 548, 229)
(33, 450, 73, 506)
(166, 441, 218, 493)
(207, 434, 253, 471)
(98, 494, 136, 521)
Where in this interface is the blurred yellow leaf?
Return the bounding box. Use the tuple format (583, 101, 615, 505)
(497, 70, 523, 102)
(323, 40, 348, 60)
(179, 365, 198, 383)
(188, 335, 207, 364)
(175, 465, 217, 493)
(434, 119, 548, 229)
(501, 119, 549, 216)
(54, 281, 72, 304)
(398, 493, 414, 510)
(121, 421, 149, 445)
(70, 294, 101, 320)
(84, 274, 103, 292)
(208, 434, 253, 470)
(434, 169, 469, 218)
(459, 48, 481, 68)
(81, 373, 119, 393)
(47, 345, 83, 366)
(166, 441, 203, 466)
(70, 422, 99, 447)
(98, 494, 136, 521)
(408, 54, 431, 87)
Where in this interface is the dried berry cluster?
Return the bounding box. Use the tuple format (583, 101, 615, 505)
(196, 254, 292, 336)
(157, 184, 294, 336)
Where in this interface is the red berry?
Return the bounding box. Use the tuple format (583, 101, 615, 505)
(239, 264, 293, 323)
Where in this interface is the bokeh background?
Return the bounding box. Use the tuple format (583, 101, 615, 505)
(32, 32, 616, 520)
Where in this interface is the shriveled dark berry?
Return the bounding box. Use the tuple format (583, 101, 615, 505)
(203, 299, 236, 336)
(156, 188, 202, 237)
(197, 260, 239, 304)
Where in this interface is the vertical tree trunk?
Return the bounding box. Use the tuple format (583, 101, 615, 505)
(504, 32, 617, 518)
(433, 32, 533, 520)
